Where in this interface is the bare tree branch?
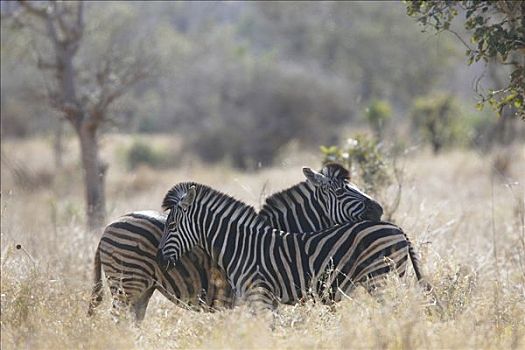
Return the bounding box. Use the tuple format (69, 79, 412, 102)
(444, 28, 472, 52)
(44, 11, 60, 48)
(88, 63, 150, 127)
(18, 0, 48, 19)
(55, 8, 71, 40)
(75, 1, 84, 41)
(8, 12, 48, 37)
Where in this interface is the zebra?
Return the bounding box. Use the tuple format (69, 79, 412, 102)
(88, 211, 233, 321)
(88, 164, 385, 320)
(261, 164, 383, 233)
(156, 182, 427, 310)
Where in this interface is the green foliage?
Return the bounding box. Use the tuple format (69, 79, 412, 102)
(365, 99, 392, 139)
(321, 134, 391, 194)
(405, 0, 525, 118)
(125, 140, 165, 170)
(461, 108, 498, 149)
(410, 94, 463, 154)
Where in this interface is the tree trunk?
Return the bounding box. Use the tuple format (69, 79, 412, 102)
(53, 118, 65, 169)
(487, 60, 515, 145)
(77, 123, 107, 230)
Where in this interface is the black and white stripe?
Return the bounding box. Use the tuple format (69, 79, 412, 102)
(261, 164, 383, 233)
(88, 211, 233, 321)
(88, 164, 387, 319)
(157, 183, 423, 309)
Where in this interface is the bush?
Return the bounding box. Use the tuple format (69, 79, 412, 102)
(320, 134, 408, 220)
(321, 134, 391, 195)
(184, 55, 354, 170)
(11, 165, 54, 192)
(125, 140, 165, 170)
(410, 94, 463, 154)
(365, 99, 392, 140)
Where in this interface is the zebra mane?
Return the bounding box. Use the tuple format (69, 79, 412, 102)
(162, 182, 199, 210)
(260, 163, 349, 212)
(320, 163, 350, 181)
(162, 182, 259, 218)
(260, 181, 310, 212)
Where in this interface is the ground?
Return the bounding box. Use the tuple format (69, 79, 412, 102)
(1, 135, 524, 349)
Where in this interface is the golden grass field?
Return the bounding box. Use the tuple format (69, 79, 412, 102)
(1, 135, 524, 349)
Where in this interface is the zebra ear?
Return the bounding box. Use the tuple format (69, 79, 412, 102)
(302, 167, 330, 187)
(179, 186, 196, 210)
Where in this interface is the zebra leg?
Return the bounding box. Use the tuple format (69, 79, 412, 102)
(243, 283, 280, 331)
(108, 277, 146, 322)
(132, 286, 156, 323)
(208, 266, 235, 310)
(244, 281, 278, 314)
(109, 285, 131, 321)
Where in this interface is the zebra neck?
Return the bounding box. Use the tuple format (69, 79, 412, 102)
(259, 181, 331, 232)
(199, 203, 267, 267)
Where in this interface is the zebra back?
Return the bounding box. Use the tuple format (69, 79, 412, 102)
(92, 165, 422, 319)
(158, 183, 420, 307)
(260, 163, 383, 232)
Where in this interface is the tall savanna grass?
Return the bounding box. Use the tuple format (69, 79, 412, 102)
(1, 135, 524, 349)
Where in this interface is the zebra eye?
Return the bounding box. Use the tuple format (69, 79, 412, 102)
(335, 188, 345, 196)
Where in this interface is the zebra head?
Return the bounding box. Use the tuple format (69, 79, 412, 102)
(302, 163, 383, 223)
(157, 185, 198, 270)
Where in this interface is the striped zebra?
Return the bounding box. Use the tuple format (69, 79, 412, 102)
(157, 182, 427, 310)
(88, 211, 233, 321)
(88, 164, 384, 320)
(261, 164, 383, 232)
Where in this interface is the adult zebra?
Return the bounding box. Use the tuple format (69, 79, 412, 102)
(157, 182, 426, 310)
(88, 211, 233, 321)
(88, 164, 385, 320)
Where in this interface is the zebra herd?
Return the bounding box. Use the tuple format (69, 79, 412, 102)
(88, 163, 433, 321)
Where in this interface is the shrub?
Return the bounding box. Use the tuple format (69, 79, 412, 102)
(462, 109, 496, 150)
(321, 134, 391, 195)
(410, 94, 462, 154)
(3, 158, 54, 192)
(365, 99, 392, 140)
(320, 134, 408, 220)
(125, 140, 165, 170)
(185, 59, 353, 170)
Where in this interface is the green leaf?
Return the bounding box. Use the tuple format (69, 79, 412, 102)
(475, 102, 484, 111)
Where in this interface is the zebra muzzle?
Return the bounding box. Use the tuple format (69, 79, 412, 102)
(365, 200, 383, 221)
(156, 250, 171, 269)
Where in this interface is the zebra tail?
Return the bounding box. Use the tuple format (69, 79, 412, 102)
(407, 239, 427, 288)
(406, 235, 444, 311)
(87, 245, 104, 316)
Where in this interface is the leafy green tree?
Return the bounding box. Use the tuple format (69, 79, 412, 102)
(406, 1, 525, 118)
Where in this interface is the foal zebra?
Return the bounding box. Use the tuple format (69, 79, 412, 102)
(157, 183, 425, 310)
(88, 164, 385, 320)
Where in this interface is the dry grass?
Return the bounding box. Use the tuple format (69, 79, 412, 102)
(1, 135, 524, 349)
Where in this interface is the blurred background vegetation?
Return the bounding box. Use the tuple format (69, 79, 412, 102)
(1, 2, 520, 161)
(1, 1, 523, 173)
